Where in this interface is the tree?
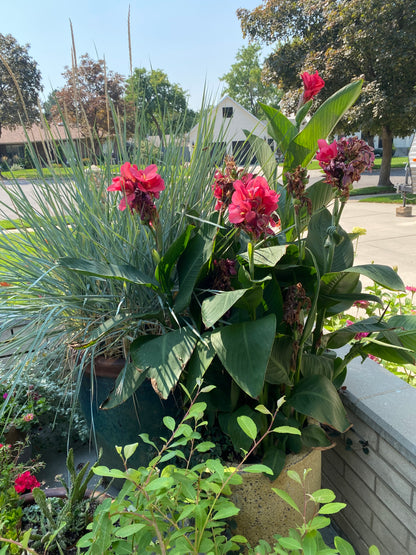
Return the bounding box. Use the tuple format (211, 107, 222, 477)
(0, 34, 42, 137)
(238, 0, 416, 186)
(220, 43, 283, 116)
(54, 54, 125, 138)
(125, 68, 196, 138)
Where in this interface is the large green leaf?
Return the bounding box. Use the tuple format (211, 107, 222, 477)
(259, 103, 298, 153)
(319, 272, 361, 310)
(344, 265, 405, 291)
(288, 375, 350, 432)
(201, 289, 249, 328)
(305, 209, 354, 274)
(239, 245, 287, 268)
(301, 353, 334, 380)
(284, 80, 363, 172)
(155, 224, 194, 292)
(185, 335, 216, 394)
(323, 317, 389, 350)
(59, 257, 158, 288)
(265, 335, 293, 385)
(129, 328, 198, 399)
(210, 314, 276, 398)
(174, 225, 216, 313)
(298, 180, 335, 233)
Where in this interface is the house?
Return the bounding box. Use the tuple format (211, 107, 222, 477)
(187, 96, 276, 165)
(0, 123, 85, 166)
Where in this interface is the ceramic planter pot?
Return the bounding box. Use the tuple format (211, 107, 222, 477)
(230, 448, 321, 547)
(78, 356, 181, 471)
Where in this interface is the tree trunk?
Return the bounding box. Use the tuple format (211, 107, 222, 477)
(378, 126, 394, 187)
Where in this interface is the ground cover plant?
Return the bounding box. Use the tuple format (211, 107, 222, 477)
(325, 283, 416, 387)
(77, 388, 379, 554)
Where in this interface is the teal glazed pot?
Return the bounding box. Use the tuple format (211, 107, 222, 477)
(79, 357, 180, 470)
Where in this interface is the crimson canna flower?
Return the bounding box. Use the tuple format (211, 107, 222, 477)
(108, 162, 164, 221)
(301, 71, 325, 102)
(228, 176, 280, 239)
(316, 139, 338, 165)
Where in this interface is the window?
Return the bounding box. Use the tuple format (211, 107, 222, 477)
(222, 107, 233, 118)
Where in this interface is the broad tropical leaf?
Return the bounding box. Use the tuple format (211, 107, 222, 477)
(211, 314, 276, 398)
(344, 265, 404, 291)
(174, 225, 216, 313)
(130, 328, 198, 399)
(259, 103, 298, 153)
(288, 375, 350, 432)
(201, 289, 249, 328)
(284, 80, 363, 173)
(306, 209, 354, 274)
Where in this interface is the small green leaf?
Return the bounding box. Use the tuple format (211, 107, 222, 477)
(123, 443, 138, 461)
(278, 537, 302, 550)
(272, 488, 301, 514)
(368, 546, 381, 555)
(145, 476, 174, 492)
(212, 505, 240, 520)
(287, 470, 302, 485)
(272, 425, 301, 435)
(255, 404, 272, 415)
(237, 415, 258, 440)
(334, 536, 356, 555)
(308, 516, 331, 530)
(310, 488, 336, 504)
(115, 523, 147, 538)
(319, 502, 346, 514)
(163, 416, 176, 431)
(93, 466, 126, 479)
(243, 464, 273, 475)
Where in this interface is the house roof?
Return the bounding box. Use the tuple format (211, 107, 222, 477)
(188, 95, 269, 139)
(0, 123, 83, 145)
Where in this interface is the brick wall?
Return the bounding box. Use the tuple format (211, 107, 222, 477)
(322, 355, 416, 555)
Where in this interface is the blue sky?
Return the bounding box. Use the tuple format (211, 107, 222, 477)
(1, 0, 264, 110)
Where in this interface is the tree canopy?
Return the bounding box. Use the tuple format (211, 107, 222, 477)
(238, 0, 416, 186)
(220, 43, 283, 117)
(54, 54, 125, 138)
(125, 68, 196, 137)
(0, 33, 42, 137)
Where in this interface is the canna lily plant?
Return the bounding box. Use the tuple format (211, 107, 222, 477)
(60, 73, 416, 476)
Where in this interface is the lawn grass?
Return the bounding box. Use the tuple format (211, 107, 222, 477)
(359, 194, 416, 204)
(0, 166, 72, 180)
(307, 156, 407, 171)
(0, 219, 28, 230)
(350, 186, 395, 197)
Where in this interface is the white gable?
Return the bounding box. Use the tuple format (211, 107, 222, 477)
(188, 96, 272, 149)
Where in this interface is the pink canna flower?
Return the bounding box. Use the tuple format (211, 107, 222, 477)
(133, 164, 165, 197)
(316, 140, 338, 165)
(301, 71, 325, 102)
(107, 162, 164, 222)
(228, 176, 280, 239)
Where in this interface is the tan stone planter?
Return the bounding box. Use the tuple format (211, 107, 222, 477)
(230, 448, 321, 547)
(396, 205, 412, 217)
